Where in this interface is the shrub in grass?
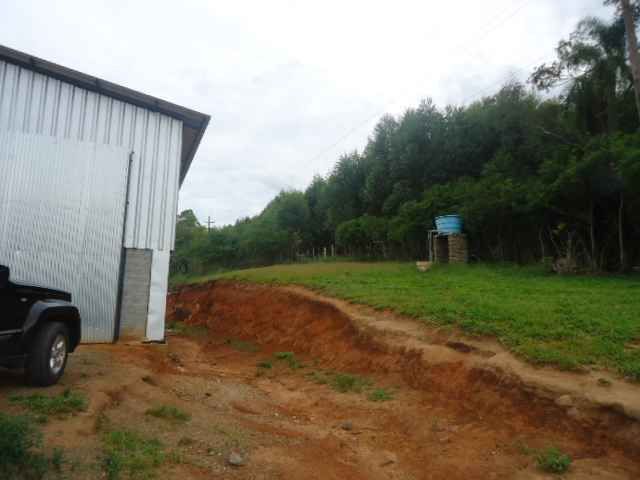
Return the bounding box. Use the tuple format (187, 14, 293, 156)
(145, 405, 191, 423)
(10, 389, 88, 418)
(0, 413, 48, 478)
(536, 447, 572, 474)
(103, 430, 165, 480)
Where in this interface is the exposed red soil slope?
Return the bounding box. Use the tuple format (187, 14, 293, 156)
(167, 280, 640, 478)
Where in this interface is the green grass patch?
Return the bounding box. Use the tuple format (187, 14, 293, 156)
(0, 413, 64, 479)
(368, 388, 394, 402)
(308, 369, 380, 395)
(226, 338, 259, 353)
(330, 373, 372, 393)
(535, 446, 572, 474)
(145, 405, 191, 423)
(102, 430, 165, 480)
(170, 261, 640, 380)
(274, 351, 301, 369)
(307, 370, 329, 384)
(257, 360, 273, 369)
(167, 321, 208, 338)
(10, 389, 88, 419)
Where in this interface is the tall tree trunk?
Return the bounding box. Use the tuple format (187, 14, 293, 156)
(538, 228, 546, 262)
(621, 0, 640, 127)
(619, 192, 627, 271)
(590, 201, 597, 271)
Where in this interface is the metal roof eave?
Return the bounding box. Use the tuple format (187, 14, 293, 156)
(0, 44, 210, 186)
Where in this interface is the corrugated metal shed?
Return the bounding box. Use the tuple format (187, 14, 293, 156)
(0, 131, 130, 341)
(0, 45, 210, 342)
(0, 59, 187, 251)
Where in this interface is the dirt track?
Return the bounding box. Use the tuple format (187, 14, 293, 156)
(2, 280, 639, 479)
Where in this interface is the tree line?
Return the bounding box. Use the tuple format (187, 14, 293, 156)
(172, 7, 640, 276)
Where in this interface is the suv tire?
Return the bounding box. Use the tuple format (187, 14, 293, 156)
(26, 322, 70, 386)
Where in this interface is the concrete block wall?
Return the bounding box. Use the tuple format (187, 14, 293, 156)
(118, 248, 152, 340)
(448, 234, 469, 263)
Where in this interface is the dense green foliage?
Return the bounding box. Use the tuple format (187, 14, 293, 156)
(183, 262, 640, 379)
(173, 9, 640, 275)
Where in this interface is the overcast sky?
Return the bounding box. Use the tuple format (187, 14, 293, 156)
(2, 0, 613, 226)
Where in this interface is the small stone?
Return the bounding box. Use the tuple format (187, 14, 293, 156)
(597, 378, 612, 387)
(227, 451, 245, 467)
(340, 421, 353, 431)
(567, 407, 581, 419)
(379, 451, 397, 466)
(168, 352, 183, 366)
(555, 395, 573, 407)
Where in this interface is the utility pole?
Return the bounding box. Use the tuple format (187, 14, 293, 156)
(620, 0, 640, 125)
(206, 216, 215, 232)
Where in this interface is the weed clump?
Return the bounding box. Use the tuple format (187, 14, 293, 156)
(102, 430, 165, 480)
(368, 388, 394, 402)
(145, 405, 191, 423)
(274, 352, 301, 369)
(257, 360, 272, 369)
(227, 338, 259, 352)
(10, 389, 87, 419)
(536, 446, 572, 474)
(330, 373, 371, 393)
(168, 322, 208, 338)
(0, 413, 50, 478)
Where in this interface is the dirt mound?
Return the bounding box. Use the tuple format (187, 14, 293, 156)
(168, 281, 640, 460)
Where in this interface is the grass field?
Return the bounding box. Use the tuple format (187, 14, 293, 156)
(173, 262, 640, 380)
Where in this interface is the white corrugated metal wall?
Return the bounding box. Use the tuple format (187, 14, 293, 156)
(0, 132, 130, 341)
(0, 59, 183, 342)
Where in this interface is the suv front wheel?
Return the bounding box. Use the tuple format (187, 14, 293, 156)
(26, 322, 70, 386)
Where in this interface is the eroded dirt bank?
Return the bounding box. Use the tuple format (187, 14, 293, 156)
(167, 280, 640, 478)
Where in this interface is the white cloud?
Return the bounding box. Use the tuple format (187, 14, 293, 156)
(1, 0, 613, 225)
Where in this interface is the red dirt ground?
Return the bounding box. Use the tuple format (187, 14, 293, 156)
(164, 280, 640, 479)
(2, 279, 638, 479)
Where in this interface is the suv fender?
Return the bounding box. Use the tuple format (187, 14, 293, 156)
(22, 300, 81, 352)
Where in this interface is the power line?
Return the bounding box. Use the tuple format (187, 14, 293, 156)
(307, 0, 537, 165)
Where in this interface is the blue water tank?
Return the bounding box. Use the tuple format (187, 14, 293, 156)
(435, 215, 463, 234)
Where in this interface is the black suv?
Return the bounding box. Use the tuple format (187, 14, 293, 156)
(0, 265, 81, 386)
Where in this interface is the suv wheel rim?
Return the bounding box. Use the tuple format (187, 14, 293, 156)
(50, 335, 66, 375)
